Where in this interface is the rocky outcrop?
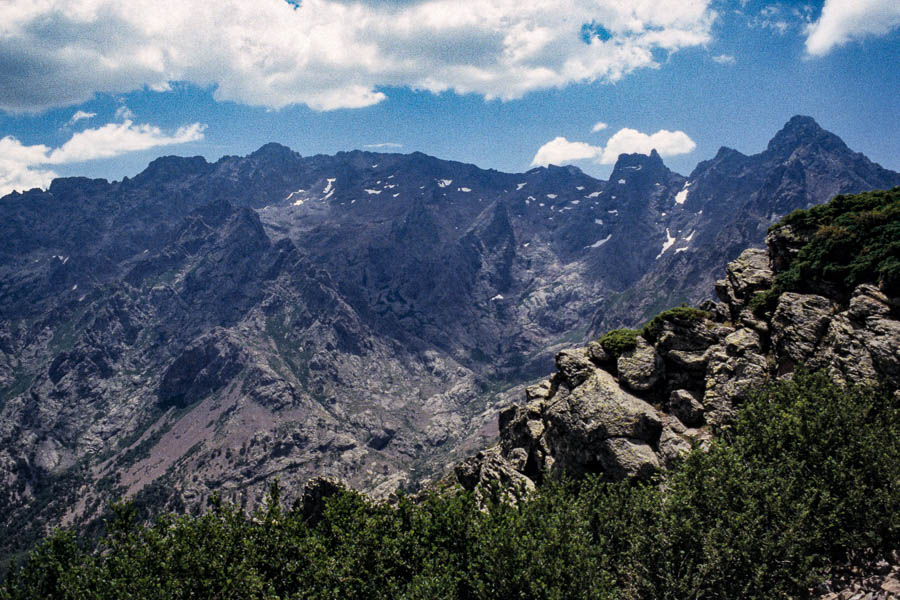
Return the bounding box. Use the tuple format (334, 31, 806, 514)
(452, 225, 900, 497)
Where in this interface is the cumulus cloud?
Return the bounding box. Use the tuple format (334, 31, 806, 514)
(0, 137, 56, 198)
(712, 53, 736, 64)
(531, 137, 601, 166)
(591, 121, 608, 132)
(364, 142, 403, 149)
(0, 119, 205, 197)
(597, 128, 695, 164)
(531, 127, 695, 167)
(66, 110, 96, 126)
(46, 120, 205, 164)
(805, 0, 900, 55)
(0, 0, 716, 113)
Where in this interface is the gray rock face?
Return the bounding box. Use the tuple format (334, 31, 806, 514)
(772, 292, 836, 367)
(617, 338, 665, 391)
(452, 213, 900, 498)
(669, 389, 704, 426)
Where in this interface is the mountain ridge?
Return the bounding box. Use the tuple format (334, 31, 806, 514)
(0, 117, 898, 557)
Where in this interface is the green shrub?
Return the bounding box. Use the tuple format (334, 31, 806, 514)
(758, 187, 900, 312)
(597, 328, 640, 358)
(2, 372, 897, 600)
(641, 304, 709, 341)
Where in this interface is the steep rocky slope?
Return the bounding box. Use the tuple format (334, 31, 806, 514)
(454, 188, 900, 495)
(0, 118, 897, 552)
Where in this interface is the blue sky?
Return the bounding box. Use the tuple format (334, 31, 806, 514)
(0, 0, 898, 196)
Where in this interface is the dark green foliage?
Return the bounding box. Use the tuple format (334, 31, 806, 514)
(756, 187, 900, 314)
(598, 328, 640, 358)
(640, 304, 710, 342)
(3, 372, 898, 599)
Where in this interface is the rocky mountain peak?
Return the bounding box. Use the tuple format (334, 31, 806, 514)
(609, 149, 670, 185)
(766, 115, 849, 157)
(133, 155, 211, 184)
(248, 142, 301, 162)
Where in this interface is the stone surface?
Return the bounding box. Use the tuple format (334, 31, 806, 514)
(669, 389, 704, 426)
(617, 338, 665, 392)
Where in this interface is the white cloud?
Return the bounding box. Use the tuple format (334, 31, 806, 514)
(66, 110, 96, 126)
(597, 128, 695, 164)
(805, 0, 900, 55)
(530, 127, 695, 167)
(0, 0, 716, 113)
(712, 53, 736, 64)
(46, 120, 205, 164)
(0, 119, 205, 197)
(0, 137, 57, 196)
(531, 137, 601, 167)
(364, 142, 403, 149)
(591, 121, 608, 132)
(115, 105, 136, 121)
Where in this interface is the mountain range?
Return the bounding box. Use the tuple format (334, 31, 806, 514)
(0, 115, 897, 551)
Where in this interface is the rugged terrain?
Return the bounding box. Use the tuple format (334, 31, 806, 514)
(0, 117, 897, 551)
(453, 194, 900, 495)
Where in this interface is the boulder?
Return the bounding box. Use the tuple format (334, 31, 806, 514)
(617, 338, 664, 391)
(772, 292, 834, 366)
(454, 446, 536, 502)
(555, 347, 596, 388)
(715, 248, 774, 315)
(669, 389, 704, 426)
(703, 344, 769, 428)
(542, 369, 663, 480)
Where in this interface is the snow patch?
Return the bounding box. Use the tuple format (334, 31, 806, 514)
(683, 230, 695, 241)
(655, 228, 676, 259)
(675, 246, 689, 254)
(287, 188, 307, 205)
(323, 178, 335, 195)
(674, 181, 691, 205)
(587, 234, 612, 248)
(458, 187, 471, 192)
(364, 188, 382, 195)
(576, 185, 584, 190)
(594, 218, 603, 225)
(539, 203, 545, 207)
(393, 193, 400, 198)
(607, 209, 618, 215)
(546, 193, 557, 199)
(516, 182, 527, 190)
(72, 284, 78, 291)
(618, 178, 626, 184)
(371, 164, 379, 168)
(437, 179, 452, 188)
(586, 191, 602, 198)
(491, 294, 504, 301)
(571, 200, 580, 205)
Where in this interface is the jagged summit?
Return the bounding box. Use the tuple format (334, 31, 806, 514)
(765, 114, 850, 156)
(609, 149, 672, 185)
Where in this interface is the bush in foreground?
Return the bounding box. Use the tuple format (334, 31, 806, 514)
(3, 371, 897, 599)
